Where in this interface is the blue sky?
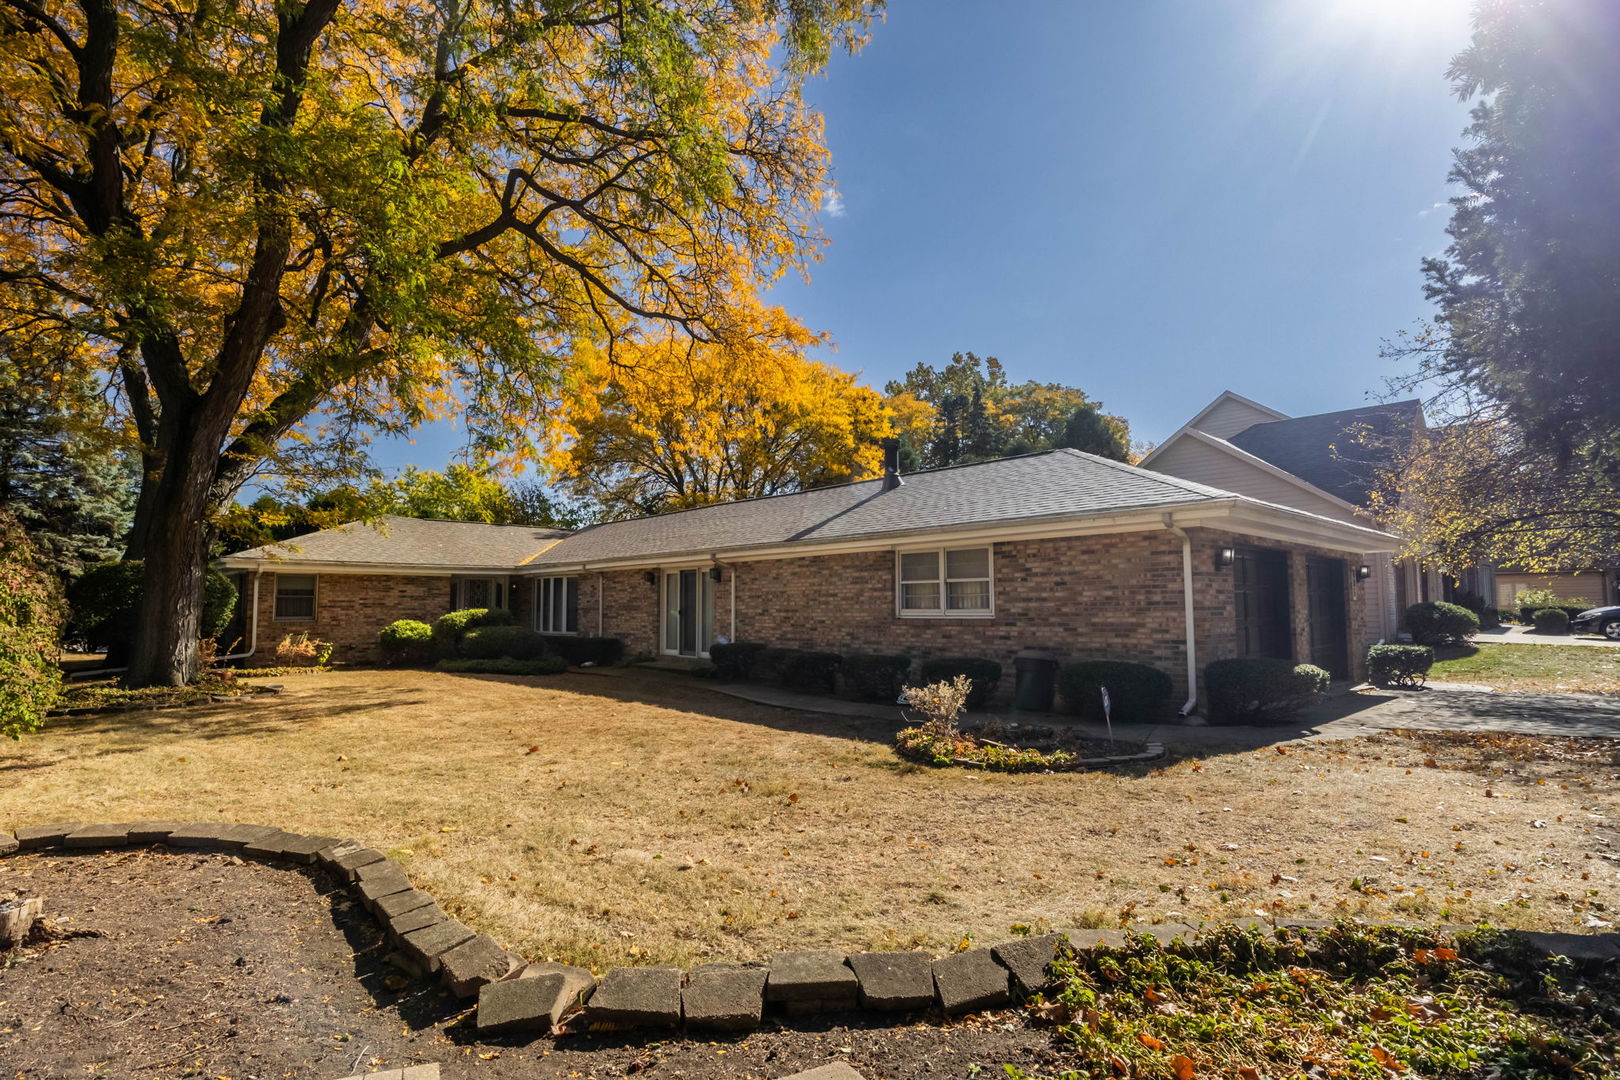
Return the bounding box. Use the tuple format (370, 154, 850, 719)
(375, 0, 1476, 472)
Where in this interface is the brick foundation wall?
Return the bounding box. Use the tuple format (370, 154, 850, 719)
(251, 572, 453, 666)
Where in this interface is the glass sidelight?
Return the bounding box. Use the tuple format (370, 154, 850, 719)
(662, 568, 715, 656)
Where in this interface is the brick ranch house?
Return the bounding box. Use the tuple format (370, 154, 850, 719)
(219, 448, 1398, 713)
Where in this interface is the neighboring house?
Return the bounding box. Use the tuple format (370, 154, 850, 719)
(1140, 390, 1620, 633)
(221, 447, 1397, 709)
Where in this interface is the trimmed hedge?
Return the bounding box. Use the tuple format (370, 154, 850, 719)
(1518, 605, 1586, 625)
(918, 657, 1003, 709)
(1404, 601, 1479, 646)
(1055, 660, 1172, 723)
(1205, 658, 1331, 724)
(540, 635, 625, 667)
(461, 624, 548, 660)
(710, 641, 768, 680)
(1532, 607, 1570, 634)
(1366, 644, 1434, 688)
(378, 619, 434, 666)
(431, 607, 514, 658)
(778, 650, 842, 694)
(437, 656, 567, 676)
(755, 646, 802, 682)
(840, 653, 912, 701)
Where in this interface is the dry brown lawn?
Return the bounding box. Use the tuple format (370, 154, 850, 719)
(3, 669, 1616, 971)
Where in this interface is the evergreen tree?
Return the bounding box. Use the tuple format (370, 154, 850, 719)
(0, 369, 134, 582)
(1055, 404, 1131, 462)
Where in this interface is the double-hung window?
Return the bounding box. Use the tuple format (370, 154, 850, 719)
(536, 575, 580, 634)
(897, 546, 993, 617)
(274, 574, 317, 620)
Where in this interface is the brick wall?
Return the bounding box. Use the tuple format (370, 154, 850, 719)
(564, 526, 1377, 706)
(251, 572, 453, 666)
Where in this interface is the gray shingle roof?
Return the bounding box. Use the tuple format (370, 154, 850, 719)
(525, 449, 1238, 567)
(224, 515, 567, 569)
(1227, 401, 1422, 505)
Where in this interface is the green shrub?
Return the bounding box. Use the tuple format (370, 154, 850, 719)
(840, 653, 912, 701)
(1056, 661, 1173, 722)
(778, 650, 841, 694)
(1, 513, 63, 738)
(379, 619, 434, 665)
(461, 624, 548, 660)
(1404, 601, 1479, 646)
(1532, 607, 1570, 634)
(1205, 658, 1330, 724)
(437, 656, 567, 676)
(755, 646, 803, 681)
(431, 607, 514, 657)
(918, 657, 1003, 709)
(1365, 644, 1434, 688)
(68, 560, 237, 664)
(1514, 587, 1575, 610)
(1517, 604, 1586, 625)
(539, 635, 626, 667)
(709, 640, 769, 680)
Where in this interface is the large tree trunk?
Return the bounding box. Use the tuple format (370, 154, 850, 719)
(123, 404, 227, 687)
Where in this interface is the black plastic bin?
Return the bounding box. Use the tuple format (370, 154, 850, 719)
(1012, 649, 1059, 712)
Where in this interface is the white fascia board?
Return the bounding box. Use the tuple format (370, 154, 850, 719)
(515, 498, 1400, 575)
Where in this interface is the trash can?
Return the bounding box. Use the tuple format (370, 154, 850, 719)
(1012, 648, 1059, 713)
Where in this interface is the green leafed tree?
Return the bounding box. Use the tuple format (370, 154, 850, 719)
(0, 511, 63, 738)
(884, 352, 1130, 469)
(1381, 0, 1620, 570)
(0, 0, 878, 685)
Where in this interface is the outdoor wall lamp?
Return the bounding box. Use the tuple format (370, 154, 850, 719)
(1356, 564, 1373, 582)
(1215, 546, 1236, 570)
(709, 566, 723, 582)
(642, 570, 657, 585)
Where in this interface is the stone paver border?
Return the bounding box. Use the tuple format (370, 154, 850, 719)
(5, 820, 1616, 1041)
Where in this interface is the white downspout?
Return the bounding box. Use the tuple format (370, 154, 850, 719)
(596, 569, 604, 637)
(1161, 514, 1199, 719)
(729, 563, 737, 642)
(219, 571, 261, 662)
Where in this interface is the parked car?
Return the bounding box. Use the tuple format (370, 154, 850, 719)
(1570, 606, 1620, 640)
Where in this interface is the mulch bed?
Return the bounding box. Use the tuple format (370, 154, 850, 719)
(0, 850, 1070, 1079)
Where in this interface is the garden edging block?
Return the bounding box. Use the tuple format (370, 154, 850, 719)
(682, 964, 768, 1032)
(932, 948, 1010, 1016)
(0, 833, 16, 857)
(440, 934, 519, 998)
(15, 823, 83, 850)
(765, 950, 859, 1012)
(582, 967, 683, 1028)
(845, 951, 936, 1011)
(65, 823, 133, 849)
(991, 933, 1066, 996)
(401, 920, 476, 972)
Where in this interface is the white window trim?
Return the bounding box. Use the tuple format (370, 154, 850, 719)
(533, 575, 580, 636)
(659, 566, 717, 658)
(273, 573, 318, 622)
(894, 544, 995, 619)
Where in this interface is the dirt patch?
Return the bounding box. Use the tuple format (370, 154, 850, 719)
(0, 849, 1064, 1079)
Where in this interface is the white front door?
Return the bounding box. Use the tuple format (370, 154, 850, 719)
(662, 569, 715, 657)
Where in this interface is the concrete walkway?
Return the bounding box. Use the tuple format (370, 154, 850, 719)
(1473, 624, 1620, 647)
(687, 675, 1620, 751)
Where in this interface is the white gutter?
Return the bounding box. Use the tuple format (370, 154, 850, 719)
(1162, 513, 1200, 719)
(219, 570, 261, 662)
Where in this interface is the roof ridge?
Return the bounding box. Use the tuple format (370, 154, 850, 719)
(1238, 399, 1422, 431)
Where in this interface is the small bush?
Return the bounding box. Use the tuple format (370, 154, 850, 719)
(68, 560, 237, 664)
(273, 632, 330, 667)
(1532, 607, 1570, 634)
(1514, 588, 1574, 611)
(461, 624, 548, 660)
(1056, 661, 1173, 722)
(431, 607, 514, 658)
(778, 650, 841, 694)
(540, 635, 626, 667)
(840, 653, 912, 701)
(379, 619, 434, 665)
(1205, 658, 1330, 724)
(902, 676, 973, 736)
(1404, 601, 1479, 646)
(709, 640, 769, 680)
(1366, 644, 1434, 688)
(1, 513, 63, 738)
(755, 646, 803, 681)
(437, 656, 567, 676)
(918, 657, 1003, 709)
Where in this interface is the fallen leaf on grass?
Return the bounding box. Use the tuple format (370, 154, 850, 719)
(1169, 1054, 1197, 1080)
(1138, 1032, 1165, 1051)
(1238, 1068, 1262, 1080)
